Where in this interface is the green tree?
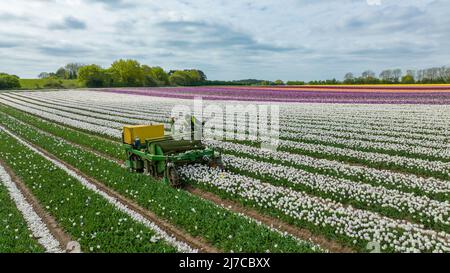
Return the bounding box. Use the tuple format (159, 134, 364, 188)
(64, 63, 85, 79)
(274, 79, 284, 85)
(43, 79, 64, 89)
(78, 65, 107, 87)
(169, 71, 192, 86)
(38, 72, 50, 79)
(401, 74, 415, 84)
(55, 67, 68, 79)
(260, 80, 272, 86)
(196, 70, 207, 81)
(109, 59, 144, 87)
(344, 72, 354, 84)
(168, 69, 207, 86)
(150, 66, 170, 86)
(141, 65, 158, 87)
(185, 70, 202, 84)
(0, 73, 21, 90)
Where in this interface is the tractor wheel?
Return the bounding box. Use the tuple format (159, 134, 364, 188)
(167, 167, 181, 188)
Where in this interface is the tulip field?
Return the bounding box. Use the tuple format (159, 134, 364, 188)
(0, 86, 449, 253)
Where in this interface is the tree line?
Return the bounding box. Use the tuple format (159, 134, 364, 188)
(37, 59, 208, 88)
(3, 62, 450, 90)
(279, 66, 450, 86)
(341, 66, 450, 85)
(37, 60, 291, 87)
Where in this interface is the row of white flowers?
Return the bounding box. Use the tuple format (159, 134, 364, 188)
(277, 138, 449, 176)
(220, 130, 448, 177)
(3, 95, 134, 130)
(4, 94, 158, 127)
(280, 130, 448, 159)
(17, 93, 444, 153)
(5, 92, 448, 179)
(21, 91, 448, 144)
(222, 154, 450, 227)
(178, 164, 450, 253)
(285, 104, 449, 129)
(38, 91, 450, 130)
(279, 123, 445, 149)
(206, 140, 450, 196)
(16, 93, 450, 168)
(11, 93, 171, 125)
(283, 110, 449, 131)
(0, 163, 63, 253)
(0, 126, 196, 253)
(281, 115, 447, 140)
(3, 94, 447, 198)
(0, 98, 121, 138)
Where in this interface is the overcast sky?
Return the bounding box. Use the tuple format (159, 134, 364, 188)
(1, 0, 449, 80)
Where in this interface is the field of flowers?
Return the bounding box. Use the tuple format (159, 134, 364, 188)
(98, 85, 450, 104)
(0, 87, 449, 253)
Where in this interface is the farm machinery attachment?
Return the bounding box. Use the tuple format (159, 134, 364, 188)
(122, 116, 223, 187)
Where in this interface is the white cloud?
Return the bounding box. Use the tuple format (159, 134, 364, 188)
(367, 0, 382, 6)
(0, 0, 449, 80)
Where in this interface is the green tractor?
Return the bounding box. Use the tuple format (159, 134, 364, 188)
(123, 116, 223, 187)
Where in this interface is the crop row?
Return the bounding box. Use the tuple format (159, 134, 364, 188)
(15, 92, 449, 160)
(4, 102, 447, 232)
(3, 95, 448, 179)
(0, 105, 123, 159)
(225, 136, 449, 180)
(2, 107, 449, 252)
(24, 91, 450, 131)
(6, 94, 168, 126)
(206, 140, 450, 200)
(179, 164, 450, 253)
(0, 95, 126, 129)
(12, 92, 449, 141)
(0, 128, 182, 253)
(12, 93, 170, 124)
(2, 103, 447, 203)
(0, 111, 318, 253)
(280, 124, 444, 149)
(0, 97, 120, 138)
(274, 138, 450, 178)
(221, 154, 450, 232)
(11, 93, 450, 167)
(47, 91, 450, 136)
(0, 166, 49, 253)
(280, 130, 448, 162)
(281, 106, 450, 131)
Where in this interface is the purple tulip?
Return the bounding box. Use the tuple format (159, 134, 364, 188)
(96, 86, 450, 104)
